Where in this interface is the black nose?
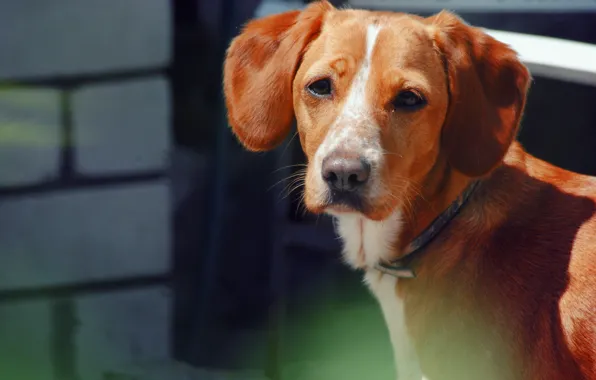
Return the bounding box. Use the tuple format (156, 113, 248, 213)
(322, 153, 371, 192)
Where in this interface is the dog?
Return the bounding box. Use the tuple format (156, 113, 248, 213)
(222, 1, 596, 379)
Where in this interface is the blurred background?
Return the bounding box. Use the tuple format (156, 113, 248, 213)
(0, 0, 595, 379)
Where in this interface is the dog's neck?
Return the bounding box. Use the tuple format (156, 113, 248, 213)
(397, 157, 473, 255)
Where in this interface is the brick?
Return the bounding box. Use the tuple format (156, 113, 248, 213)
(0, 86, 61, 187)
(0, 0, 171, 80)
(0, 182, 170, 290)
(0, 299, 53, 380)
(72, 78, 170, 174)
(77, 287, 171, 380)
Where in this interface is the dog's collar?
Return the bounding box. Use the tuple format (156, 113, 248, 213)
(374, 180, 480, 279)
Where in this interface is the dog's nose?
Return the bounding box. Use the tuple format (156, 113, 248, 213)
(322, 153, 371, 192)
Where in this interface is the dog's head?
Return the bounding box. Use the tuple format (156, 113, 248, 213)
(224, 1, 530, 222)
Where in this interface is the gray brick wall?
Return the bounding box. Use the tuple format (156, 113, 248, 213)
(0, 287, 171, 380)
(0, 183, 170, 289)
(0, 0, 173, 378)
(0, 0, 171, 80)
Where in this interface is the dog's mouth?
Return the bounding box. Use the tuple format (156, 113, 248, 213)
(313, 187, 398, 221)
(326, 190, 368, 214)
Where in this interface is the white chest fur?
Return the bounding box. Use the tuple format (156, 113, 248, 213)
(331, 210, 402, 269)
(365, 270, 424, 380)
(331, 211, 425, 380)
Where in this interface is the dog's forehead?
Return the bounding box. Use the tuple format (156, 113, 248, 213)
(316, 10, 433, 60)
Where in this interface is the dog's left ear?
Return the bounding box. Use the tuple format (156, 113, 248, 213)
(428, 11, 531, 177)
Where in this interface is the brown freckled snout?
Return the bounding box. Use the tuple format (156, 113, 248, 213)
(322, 152, 371, 193)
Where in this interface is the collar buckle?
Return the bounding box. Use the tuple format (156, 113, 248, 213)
(375, 262, 416, 278)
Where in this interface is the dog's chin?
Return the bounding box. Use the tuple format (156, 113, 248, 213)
(307, 202, 362, 216)
(309, 194, 386, 220)
(326, 199, 399, 221)
(305, 194, 364, 216)
(326, 204, 359, 214)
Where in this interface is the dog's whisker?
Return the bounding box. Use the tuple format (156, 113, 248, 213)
(269, 169, 307, 192)
(271, 162, 308, 174)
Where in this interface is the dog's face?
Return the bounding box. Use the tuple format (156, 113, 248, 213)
(293, 12, 450, 220)
(224, 1, 529, 222)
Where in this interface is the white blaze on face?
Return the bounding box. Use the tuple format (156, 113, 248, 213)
(318, 24, 402, 269)
(311, 24, 385, 204)
(341, 23, 381, 121)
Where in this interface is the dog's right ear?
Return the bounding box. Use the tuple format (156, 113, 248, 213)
(223, 1, 333, 152)
(428, 11, 530, 177)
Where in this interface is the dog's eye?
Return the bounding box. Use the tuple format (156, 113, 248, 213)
(393, 90, 426, 110)
(307, 79, 332, 97)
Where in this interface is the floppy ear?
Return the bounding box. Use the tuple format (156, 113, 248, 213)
(223, 1, 333, 152)
(428, 11, 531, 177)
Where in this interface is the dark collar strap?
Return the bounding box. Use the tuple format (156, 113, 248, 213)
(375, 180, 480, 279)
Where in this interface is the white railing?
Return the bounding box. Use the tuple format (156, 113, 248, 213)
(485, 29, 596, 87)
(349, 0, 596, 12)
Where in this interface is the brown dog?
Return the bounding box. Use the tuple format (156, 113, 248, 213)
(223, 2, 596, 379)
